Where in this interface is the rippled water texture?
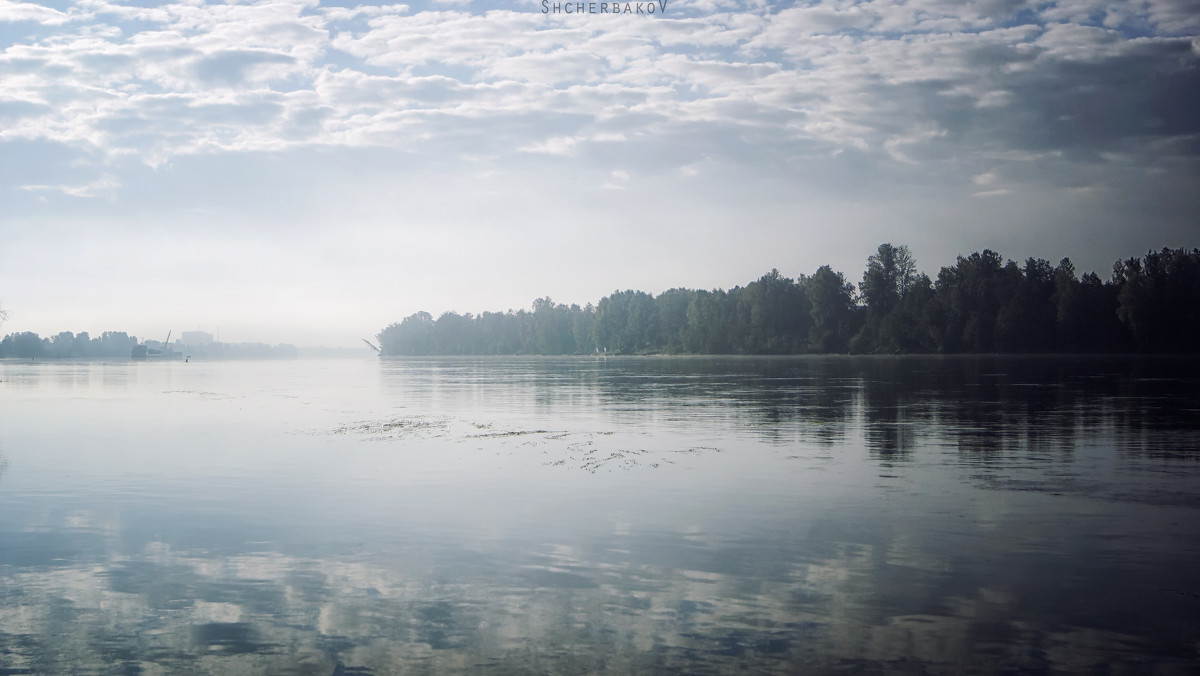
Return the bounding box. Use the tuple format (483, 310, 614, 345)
(1, 355, 1198, 674)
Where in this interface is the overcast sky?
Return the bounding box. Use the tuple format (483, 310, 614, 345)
(1, 0, 1197, 347)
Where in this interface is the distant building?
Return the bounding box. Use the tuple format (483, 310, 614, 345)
(181, 330, 214, 345)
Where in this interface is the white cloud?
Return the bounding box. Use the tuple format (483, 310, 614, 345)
(20, 173, 120, 198)
(519, 134, 579, 155)
(0, 0, 73, 24)
(602, 168, 629, 189)
(3, 0, 1188, 173)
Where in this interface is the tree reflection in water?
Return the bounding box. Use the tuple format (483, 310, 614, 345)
(0, 356, 1197, 674)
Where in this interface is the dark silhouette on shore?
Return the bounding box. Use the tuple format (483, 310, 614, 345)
(376, 246, 1200, 356)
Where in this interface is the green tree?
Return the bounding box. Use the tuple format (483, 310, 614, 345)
(807, 265, 857, 353)
(573, 303, 597, 354)
(377, 311, 435, 355)
(853, 243, 918, 352)
(859, 243, 917, 314)
(478, 311, 523, 354)
(1076, 272, 1126, 352)
(741, 269, 810, 353)
(531, 297, 577, 354)
(1052, 258, 1083, 351)
(655, 288, 695, 353)
(98, 331, 137, 358)
(935, 250, 1011, 352)
(1115, 248, 1200, 352)
(594, 291, 630, 353)
(683, 289, 733, 353)
(50, 331, 77, 358)
(890, 274, 938, 352)
(595, 290, 658, 354)
(996, 258, 1054, 352)
(433, 311, 477, 354)
(0, 332, 44, 359)
(73, 331, 92, 358)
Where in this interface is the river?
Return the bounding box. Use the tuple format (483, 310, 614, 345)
(0, 355, 1197, 674)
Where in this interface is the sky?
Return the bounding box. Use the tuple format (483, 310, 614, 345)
(1, 0, 1198, 347)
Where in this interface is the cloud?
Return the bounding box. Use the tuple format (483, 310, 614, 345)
(0, 0, 72, 24)
(20, 173, 120, 198)
(1, 0, 1195, 182)
(519, 134, 580, 155)
(601, 168, 629, 189)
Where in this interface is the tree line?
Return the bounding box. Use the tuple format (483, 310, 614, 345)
(377, 245, 1200, 356)
(0, 331, 140, 359)
(0, 330, 298, 360)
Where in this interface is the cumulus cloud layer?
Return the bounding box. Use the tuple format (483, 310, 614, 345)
(2, 0, 1197, 190)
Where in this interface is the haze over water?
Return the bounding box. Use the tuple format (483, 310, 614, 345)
(1, 356, 1198, 674)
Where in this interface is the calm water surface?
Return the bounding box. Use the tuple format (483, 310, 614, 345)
(0, 356, 1198, 674)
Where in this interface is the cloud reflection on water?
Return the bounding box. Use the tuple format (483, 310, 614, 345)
(0, 356, 1198, 673)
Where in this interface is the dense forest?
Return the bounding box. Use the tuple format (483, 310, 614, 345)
(377, 245, 1200, 356)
